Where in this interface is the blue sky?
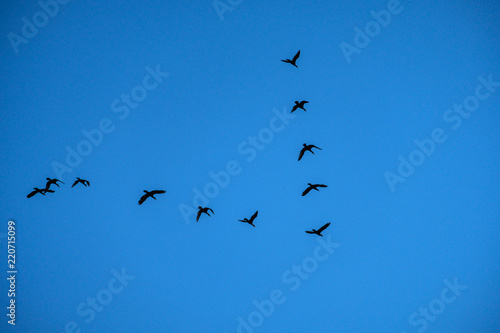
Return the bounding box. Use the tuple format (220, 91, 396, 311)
(1, 0, 499, 332)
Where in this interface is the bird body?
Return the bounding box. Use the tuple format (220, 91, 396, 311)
(197, 206, 214, 222)
(45, 178, 64, 190)
(238, 211, 258, 227)
(298, 143, 322, 161)
(306, 222, 330, 236)
(291, 101, 308, 113)
(281, 50, 300, 67)
(302, 183, 328, 196)
(138, 190, 166, 205)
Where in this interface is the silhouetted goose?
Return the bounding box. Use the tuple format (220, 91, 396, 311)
(306, 222, 330, 236)
(72, 177, 90, 188)
(45, 178, 64, 190)
(281, 50, 300, 67)
(197, 206, 214, 222)
(27, 187, 54, 198)
(138, 190, 166, 205)
(291, 101, 308, 113)
(302, 183, 328, 196)
(238, 210, 258, 227)
(298, 143, 322, 161)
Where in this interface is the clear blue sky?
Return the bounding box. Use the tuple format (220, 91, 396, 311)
(1, 0, 499, 332)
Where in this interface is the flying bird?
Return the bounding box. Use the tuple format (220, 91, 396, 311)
(298, 143, 322, 161)
(27, 187, 54, 198)
(291, 101, 308, 113)
(45, 178, 64, 190)
(197, 206, 214, 222)
(138, 190, 166, 205)
(281, 50, 300, 68)
(302, 183, 328, 196)
(306, 222, 330, 236)
(238, 211, 258, 227)
(72, 177, 90, 188)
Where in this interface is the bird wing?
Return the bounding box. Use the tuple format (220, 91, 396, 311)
(292, 50, 300, 62)
(281, 59, 290, 63)
(44, 183, 51, 191)
(196, 210, 202, 222)
(318, 223, 330, 233)
(238, 219, 247, 223)
(302, 187, 312, 196)
(27, 190, 36, 198)
(291, 105, 298, 112)
(303, 101, 309, 104)
(71, 180, 78, 187)
(250, 210, 258, 222)
(298, 148, 305, 161)
(317, 184, 328, 188)
(85, 180, 90, 186)
(45, 189, 55, 193)
(305, 230, 315, 234)
(208, 208, 214, 214)
(311, 145, 322, 150)
(151, 190, 166, 195)
(138, 194, 148, 205)
(57, 179, 65, 184)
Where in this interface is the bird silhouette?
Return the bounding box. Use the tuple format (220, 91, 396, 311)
(238, 211, 258, 227)
(197, 206, 214, 222)
(306, 222, 330, 236)
(45, 178, 64, 190)
(281, 50, 300, 68)
(72, 177, 90, 188)
(302, 183, 328, 196)
(298, 143, 322, 161)
(291, 101, 308, 113)
(138, 190, 166, 205)
(27, 187, 54, 198)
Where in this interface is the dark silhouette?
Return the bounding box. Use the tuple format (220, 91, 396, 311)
(27, 187, 54, 198)
(298, 143, 322, 161)
(138, 190, 166, 205)
(72, 177, 90, 188)
(302, 183, 328, 196)
(45, 178, 64, 190)
(291, 101, 308, 113)
(238, 211, 258, 227)
(197, 206, 214, 222)
(281, 50, 300, 68)
(306, 222, 330, 236)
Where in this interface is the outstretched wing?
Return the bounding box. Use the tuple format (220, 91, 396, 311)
(71, 180, 78, 187)
(316, 184, 328, 188)
(298, 148, 305, 161)
(44, 189, 55, 193)
(208, 208, 214, 214)
(57, 179, 65, 184)
(250, 210, 258, 222)
(302, 186, 312, 196)
(84, 180, 90, 186)
(138, 194, 148, 205)
(305, 230, 315, 234)
(238, 219, 247, 223)
(196, 209, 202, 222)
(317, 222, 330, 233)
(311, 145, 322, 150)
(27, 190, 37, 198)
(281, 59, 290, 63)
(292, 50, 300, 62)
(151, 190, 166, 195)
(291, 105, 299, 113)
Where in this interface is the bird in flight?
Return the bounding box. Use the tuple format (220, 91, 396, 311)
(72, 177, 90, 188)
(238, 211, 259, 227)
(306, 222, 330, 237)
(291, 101, 308, 113)
(298, 143, 322, 161)
(27, 187, 54, 198)
(302, 183, 328, 196)
(281, 50, 300, 68)
(45, 178, 64, 190)
(138, 190, 166, 205)
(197, 206, 214, 222)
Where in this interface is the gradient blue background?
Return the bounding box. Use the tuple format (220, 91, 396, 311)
(1, 0, 499, 332)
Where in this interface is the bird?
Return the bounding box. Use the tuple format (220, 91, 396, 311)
(281, 50, 300, 68)
(196, 206, 214, 222)
(72, 177, 90, 188)
(238, 211, 258, 227)
(291, 101, 308, 113)
(306, 222, 330, 236)
(45, 178, 64, 190)
(27, 187, 54, 198)
(298, 143, 322, 161)
(302, 183, 328, 196)
(138, 190, 166, 205)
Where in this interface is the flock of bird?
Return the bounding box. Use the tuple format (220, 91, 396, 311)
(27, 50, 331, 236)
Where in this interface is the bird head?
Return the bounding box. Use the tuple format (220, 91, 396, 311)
(307, 183, 312, 186)
(46, 178, 50, 180)
(303, 143, 307, 147)
(198, 206, 202, 209)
